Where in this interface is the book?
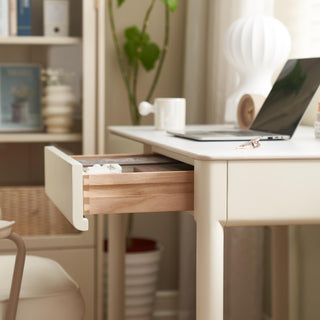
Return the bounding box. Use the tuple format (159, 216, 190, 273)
(0, 0, 9, 37)
(17, 0, 31, 36)
(0, 64, 42, 131)
(9, 0, 17, 36)
(44, 0, 69, 37)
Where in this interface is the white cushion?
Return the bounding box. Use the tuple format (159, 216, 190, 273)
(0, 255, 84, 320)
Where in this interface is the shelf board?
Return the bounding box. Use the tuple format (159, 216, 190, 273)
(0, 36, 81, 45)
(0, 133, 82, 143)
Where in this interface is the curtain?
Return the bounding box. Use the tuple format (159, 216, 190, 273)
(183, 0, 273, 125)
(180, 1, 271, 319)
(179, 0, 320, 319)
(275, 2, 320, 320)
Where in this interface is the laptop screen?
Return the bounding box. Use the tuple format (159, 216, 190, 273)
(250, 57, 320, 136)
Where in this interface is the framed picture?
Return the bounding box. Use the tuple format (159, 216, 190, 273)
(0, 64, 42, 132)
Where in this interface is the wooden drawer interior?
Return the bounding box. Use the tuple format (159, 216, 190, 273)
(73, 154, 194, 215)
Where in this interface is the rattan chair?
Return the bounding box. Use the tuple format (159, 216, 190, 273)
(0, 220, 85, 320)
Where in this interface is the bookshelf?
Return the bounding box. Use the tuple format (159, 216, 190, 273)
(0, 132, 82, 143)
(0, 1, 104, 320)
(0, 36, 81, 45)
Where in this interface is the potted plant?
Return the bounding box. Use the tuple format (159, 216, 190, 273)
(108, 0, 178, 125)
(106, 0, 178, 318)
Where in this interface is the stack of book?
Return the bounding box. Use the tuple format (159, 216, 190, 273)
(0, 0, 32, 37)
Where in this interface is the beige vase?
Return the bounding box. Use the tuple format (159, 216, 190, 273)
(42, 85, 76, 133)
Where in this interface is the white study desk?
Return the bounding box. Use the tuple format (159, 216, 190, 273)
(108, 124, 320, 320)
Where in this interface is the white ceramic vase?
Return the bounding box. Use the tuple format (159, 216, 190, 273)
(42, 85, 76, 133)
(104, 244, 162, 320)
(224, 15, 291, 124)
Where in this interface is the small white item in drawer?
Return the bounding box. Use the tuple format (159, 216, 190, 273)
(84, 163, 122, 174)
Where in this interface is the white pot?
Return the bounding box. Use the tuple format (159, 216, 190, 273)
(104, 241, 162, 320)
(42, 85, 76, 133)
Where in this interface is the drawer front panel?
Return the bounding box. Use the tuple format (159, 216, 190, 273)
(228, 160, 320, 226)
(45, 147, 194, 230)
(83, 171, 194, 214)
(45, 146, 88, 231)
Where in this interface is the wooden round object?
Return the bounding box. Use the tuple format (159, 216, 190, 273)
(237, 94, 266, 129)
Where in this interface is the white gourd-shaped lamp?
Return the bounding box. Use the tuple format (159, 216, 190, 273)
(224, 15, 291, 124)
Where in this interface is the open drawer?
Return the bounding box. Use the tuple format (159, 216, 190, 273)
(44, 146, 194, 231)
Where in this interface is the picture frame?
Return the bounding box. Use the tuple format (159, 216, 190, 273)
(0, 64, 42, 132)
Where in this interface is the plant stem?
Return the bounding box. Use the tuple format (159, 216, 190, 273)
(146, 4, 170, 102)
(132, 0, 156, 105)
(108, 0, 140, 124)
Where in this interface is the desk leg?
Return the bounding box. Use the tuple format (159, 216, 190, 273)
(108, 214, 126, 320)
(271, 226, 289, 320)
(195, 161, 227, 320)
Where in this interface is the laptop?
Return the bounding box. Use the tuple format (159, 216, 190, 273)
(168, 57, 320, 141)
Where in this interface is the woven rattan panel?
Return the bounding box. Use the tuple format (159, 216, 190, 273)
(0, 186, 78, 236)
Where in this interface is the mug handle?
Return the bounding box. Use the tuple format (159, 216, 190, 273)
(139, 101, 155, 116)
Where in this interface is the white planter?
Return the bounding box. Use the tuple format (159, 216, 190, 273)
(42, 85, 76, 133)
(104, 241, 162, 320)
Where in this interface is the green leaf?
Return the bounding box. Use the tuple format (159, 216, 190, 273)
(124, 40, 138, 66)
(124, 27, 155, 67)
(125, 26, 150, 45)
(139, 43, 160, 71)
(141, 33, 150, 46)
(160, 0, 178, 12)
(125, 26, 141, 43)
(117, 0, 125, 7)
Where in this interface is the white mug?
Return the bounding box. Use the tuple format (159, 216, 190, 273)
(139, 98, 186, 131)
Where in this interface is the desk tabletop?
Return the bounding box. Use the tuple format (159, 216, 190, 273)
(109, 125, 320, 161)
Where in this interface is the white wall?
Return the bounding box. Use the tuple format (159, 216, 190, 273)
(105, 0, 187, 290)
